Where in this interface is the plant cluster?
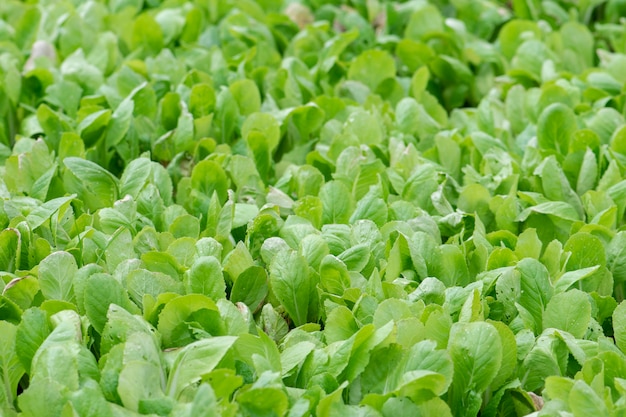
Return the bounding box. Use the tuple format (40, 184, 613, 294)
(3, 0, 626, 416)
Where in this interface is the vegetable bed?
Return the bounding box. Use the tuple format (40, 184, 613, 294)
(2, 0, 626, 416)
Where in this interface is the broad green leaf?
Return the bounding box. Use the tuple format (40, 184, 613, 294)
(340, 321, 394, 382)
(448, 322, 502, 416)
(38, 251, 77, 303)
(319, 255, 350, 296)
(516, 258, 553, 333)
(0, 321, 25, 410)
(117, 360, 164, 412)
(25, 195, 75, 230)
(100, 304, 159, 356)
(190, 160, 228, 205)
(119, 157, 151, 199)
(230, 79, 261, 116)
(281, 341, 315, 376)
(230, 266, 268, 313)
(189, 384, 218, 417)
(347, 50, 396, 91)
(233, 331, 282, 374)
(564, 232, 606, 270)
(15, 307, 50, 373)
(237, 387, 289, 417)
(132, 13, 164, 55)
(78, 109, 111, 148)
(543, 289, 591, 338)
(498, 20, 540, 59)
(157, 294, 223, 348)
(17, 379, 66, 417)
(325, 306, 359, 344)
(405, 5, 444, 40)
(0, 228, 20, 273)
(396, 370, 448, 403)
(184, 256, 226, 300)
(69, 380, 113, 417)
(106, 96, 135, 148)
(487, 320, 517, 390)
(613, 301, 626, 353)
(320, 181, 354, 225)
(521, 333, 568, 392)
(84, 273, 136, 334)
(166, 336, 237, 399)
(63, 157, 119, 211)
(569, 380, 609, 416)
(553, 266, 600, 293)
(537, 103, 577, 154)
(160, 92, 181, 131)
(189, 83, 215, 118)
(36, 104, 70, 153)
(269, 249, 310, 327)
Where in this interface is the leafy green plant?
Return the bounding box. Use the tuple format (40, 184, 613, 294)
(4, 0, 626, 416)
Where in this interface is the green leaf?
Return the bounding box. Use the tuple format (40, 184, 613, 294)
(132, 13, 164, 55)
(100, 304, 159, 356)
(325, 306, 359, 344)
(243, 112, 280, 151)
(537, 103, 577, 154)
(405, 5, 444, 40)
(448, 322, 502, 416)
(106, 95, 135, 148)
(230, 266, 268, 313)
(396, 370, 448, 403)
(157, 294, 222, 348)
(613, 301, 626, 353)
(78, 109, 111, 148)
(521, 333, 568, 392)
(166, 336, 237, 399)
(63, 157, 119, 211)
(5, 276, 37, 313)
(543, 289, 591, 339)
(84, 274, 136, 334)
(553, 264, 600, 294)
(189, 384, 218, 417)
(281, 341, 316, 377)
(238, 387, 289, 417)
(347, 50, 396, 91)
(15, 308, 50, 374)
(38, 251, 77, 303)
(189, 83, 216, 118)
(269, 249, 310, 327)
(564, 232, 606, 270)
(69, 380, 113, 417)
(160, 92, 181, 131)
(25, 195, 75, 230)
(0, 228, 20, 273)
(516, 258, 553, 333)
(36, 104, 70, 153)
(320, 181, 354, 225)
(125, 269, 183, 310)
(498, 20, 540, 59)
(0, 321, 25, 410)
(17, 379, 66, 417)
(184, 256, 226, 300)
(119, 157, 151, 199)
(190, 160, 229, 205)
(569, 380, 609, 416)
(319, 255, 351, 296)
(230, 79, 261, 116)
(117, 361, 166, 412)
(233, 331, 282, 374)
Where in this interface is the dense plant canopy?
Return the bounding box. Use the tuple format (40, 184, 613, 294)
(3, 0, 626, 416)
